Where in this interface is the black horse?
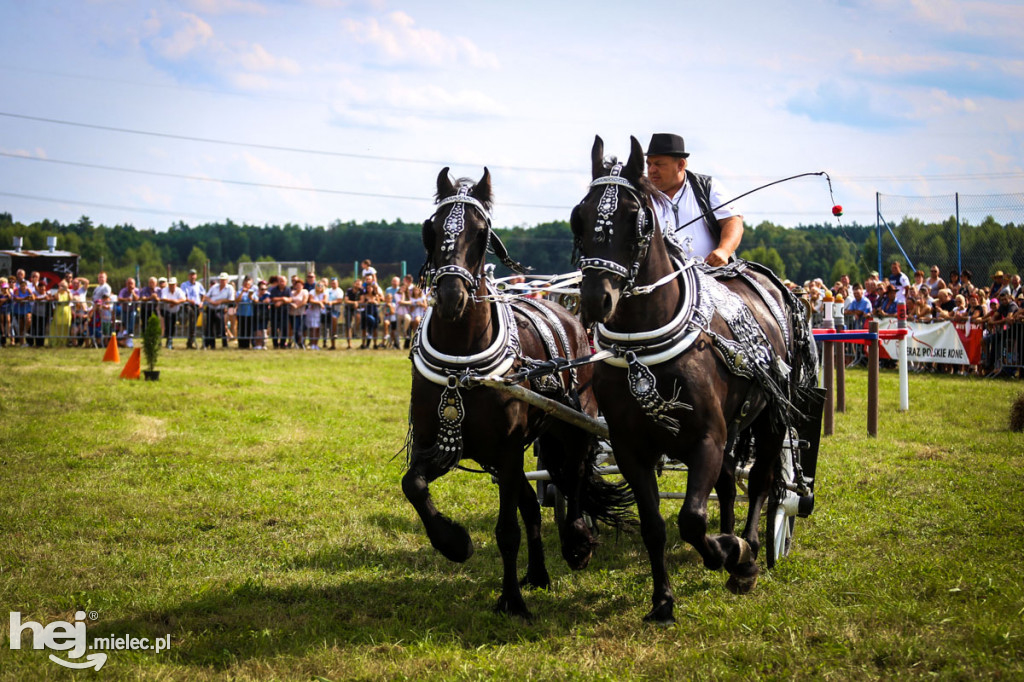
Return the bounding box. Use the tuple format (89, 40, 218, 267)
(570, 136, 820, 624)
(402, 167, 632, 619)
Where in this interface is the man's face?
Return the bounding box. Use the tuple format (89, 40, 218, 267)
(854, 288, 863, 300)
(645, 155, 686, 194)
(890, 262, 900, 274)
(930, 267, 939, 278)
(189, 272, 197, 281)
(391, 277, 400, 288)
(98, 272, 107, 284)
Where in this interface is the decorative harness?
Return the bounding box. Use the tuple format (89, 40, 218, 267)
(410, 184, 579, 471)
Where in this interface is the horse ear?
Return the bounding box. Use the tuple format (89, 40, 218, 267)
(591, 135, 605, 179)
(436, 167, 455, 198)
(471, 167, 492, 207)
(625, 135, 644, 182)
(422, 218, 436, 254)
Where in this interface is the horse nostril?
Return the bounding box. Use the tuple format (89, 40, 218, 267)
(601, 292, 613, 317)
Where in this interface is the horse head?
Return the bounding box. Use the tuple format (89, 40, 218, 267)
(571, 135, 657, 326)
(422, 167, 493, 322)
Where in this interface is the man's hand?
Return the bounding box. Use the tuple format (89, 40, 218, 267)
(705, 248, 731, 267)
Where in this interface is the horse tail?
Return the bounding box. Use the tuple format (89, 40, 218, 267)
(542, 432, 635, 530)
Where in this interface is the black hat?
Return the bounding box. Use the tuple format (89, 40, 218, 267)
(646, 133, 689, 158)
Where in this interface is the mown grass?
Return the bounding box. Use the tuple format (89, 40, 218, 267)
(1, 347, 1023, 680)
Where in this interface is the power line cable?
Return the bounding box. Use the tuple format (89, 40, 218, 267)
(5, 111, 1024, 183)
(0, 190, 227, 221)
(0, 111, 577, 175)
(0, 151, 571, 209)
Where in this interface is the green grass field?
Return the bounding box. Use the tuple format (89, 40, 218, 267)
(1, 348, 1023, 680)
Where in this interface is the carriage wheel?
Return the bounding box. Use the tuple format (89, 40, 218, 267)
(765, 502, 795, 569)
(765, 429, 799, 569)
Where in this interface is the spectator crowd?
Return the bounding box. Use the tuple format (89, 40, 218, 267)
(3, 258, 1023, 378)
(788, 262, 1024, 377)
(0, 260, 430, 352)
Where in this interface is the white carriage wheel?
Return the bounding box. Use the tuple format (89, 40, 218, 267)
(766, 428, 799, 569)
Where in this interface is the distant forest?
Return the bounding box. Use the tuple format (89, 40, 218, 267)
(2, 211, 1020, 286)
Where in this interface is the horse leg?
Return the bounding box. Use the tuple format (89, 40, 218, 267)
(738, 415, 784, 560)
(676, 437, 759, 594)
(617, 457, 674, 625)
(401, 457, 474, 563)
(715, 450, 737, 535)
(494, 456, 531, 618)
(538, 431, 597, 570)
(517, 472, 551, 590)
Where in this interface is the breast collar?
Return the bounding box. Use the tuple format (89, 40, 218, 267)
(593, 257, 713, 367)
(411, 300, 520, 386)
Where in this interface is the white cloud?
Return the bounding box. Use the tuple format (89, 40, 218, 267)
(141, 11, 301, 88)
(131, 185, 174, 209)
(341, 11, 499, 69)
(327, 79, 505, 129)
(908, 0, 1024, 39)
(1, 147, 48, 159)
(850, 48, 952, 75)
(148, 12, 214, 61)
(231, 42, 301, 74)
(183, 0, 269, 16)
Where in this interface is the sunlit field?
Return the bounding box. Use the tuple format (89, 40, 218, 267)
(1, 348, 1022, 680)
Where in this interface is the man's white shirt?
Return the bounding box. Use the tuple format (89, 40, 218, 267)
(652, 176, 739, 261)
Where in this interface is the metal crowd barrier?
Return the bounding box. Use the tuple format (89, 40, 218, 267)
(0, 299, 422, 350)
(983, 319, 1024, 375)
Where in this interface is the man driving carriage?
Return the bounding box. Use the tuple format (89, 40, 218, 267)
(644, 133, 743, 266)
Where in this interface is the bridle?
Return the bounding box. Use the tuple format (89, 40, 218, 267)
(574, 163, 657, 296)
(425, 184, 527, 290)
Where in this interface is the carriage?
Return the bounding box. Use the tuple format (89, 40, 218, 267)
(402, 137, 825, 624)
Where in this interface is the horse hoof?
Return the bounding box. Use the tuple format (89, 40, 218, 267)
(726, 572, 759, 595)
(430, 516, 474, 563)
(494, 596, 533, 620)
(642, 604, 676, 626)
(736, 538, 753, 565)
(520, 570, 551, 590)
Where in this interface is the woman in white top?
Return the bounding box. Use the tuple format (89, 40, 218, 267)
(305, 281, 326, 350)
(288, 279, 309, 349)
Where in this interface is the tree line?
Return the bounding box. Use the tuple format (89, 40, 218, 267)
(1, 211, 1019, 286)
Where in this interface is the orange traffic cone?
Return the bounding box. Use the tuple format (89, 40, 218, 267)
(120, 348, 141, 379)
(103, 334, 120, 363)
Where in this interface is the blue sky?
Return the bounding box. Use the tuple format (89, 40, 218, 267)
(1, 0, 1022, 232)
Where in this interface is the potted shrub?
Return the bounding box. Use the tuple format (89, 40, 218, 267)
(143, 313, 162, 381)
